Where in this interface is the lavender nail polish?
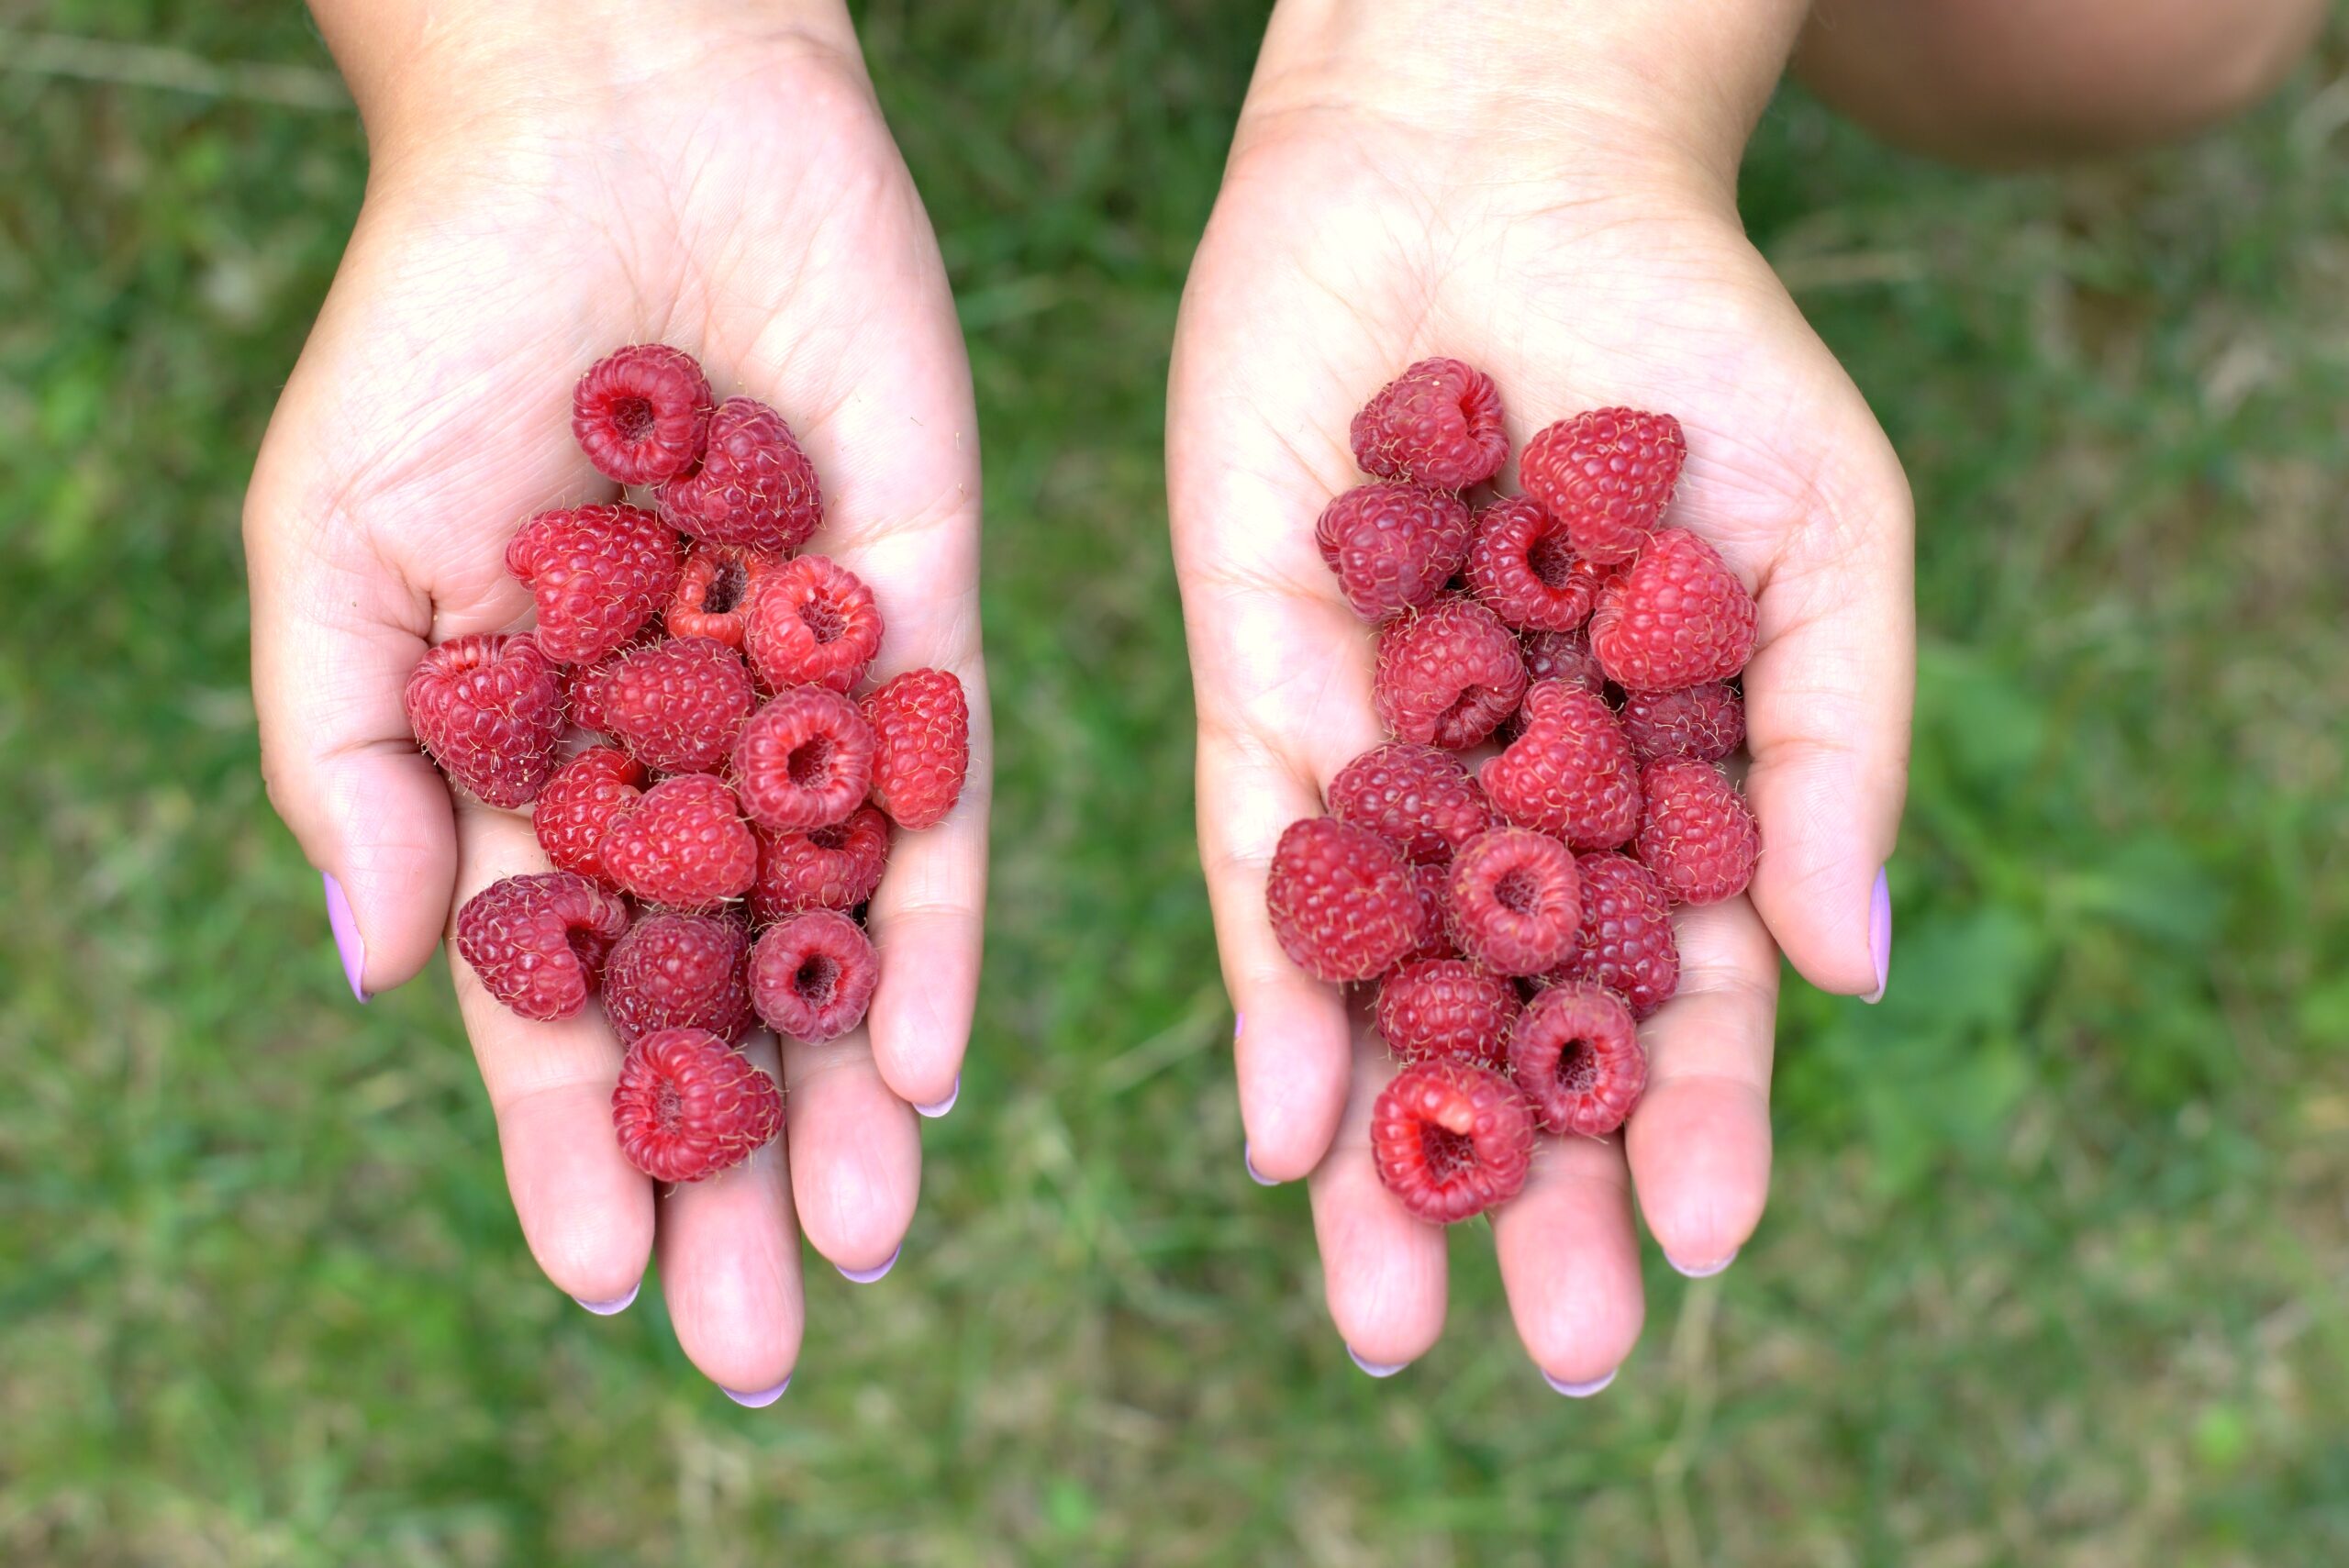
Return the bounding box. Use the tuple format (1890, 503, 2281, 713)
(1347, 1347, 1408, 1378)
(836, 1245, 899, 1284)
(1542, 1367, 1617, 1398)
(1667, 1250, 1737, 1279)
(1863, 866, 1892, 1005)
(722, 1375, 792, 1408)
(323, 871, 368, 1002)
(1244, 1143, 1280, 1186)
(573, 1281, 640, 1315)
(914, 1075, 960, 1118)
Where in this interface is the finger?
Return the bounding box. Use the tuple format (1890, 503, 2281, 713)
(1491, 1136, 1645, 1392)
(779, 1031, 922, 1279)
(1622, 895, 1779, 1275)
(1308, 1036, 1449, 1369)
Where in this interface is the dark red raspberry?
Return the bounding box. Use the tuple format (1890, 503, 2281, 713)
(576, 636, 756, 775)
(656, 395, 822, 554)
(603, 913, 754, 1045)
(1478, 680, 1642, 851)
(1313, 482, 1474, 621)
(455, 872, 629, 1021)
(1372, 595, 1527, 750)
(742, 554, 884, 695)
(1348, 358, 1509, 490)
(1398, 861, 1459, 964)
(730, 685, 875, 832)
(1264, 817, 1427, 983)
(597, 773, 759, 911)
(611, 1027, 784, 1184)
(750, 909, 880, 1043)
(1464, 496, 1594, 632)
(533, 746, 645, 884)
(1324, 741, 1490, 865)
(750, 806, 891, 923)
(1371, 1059, 1536, 1224)
(863, 668, 970, 830)
(1518, 407, 1687, 566)
(503, 503, 683, 666)
(405, 633, 564, 808)
(1520, 627, 1605, 694)
(1447, 827, 1582, 976)
(1553, 851, 1679, 1019)
(666, 543, 787, 648)
(572, 344, 713, 486)
(1619, 682, 1743, 763)
(1589, 528, 1757, 693)
(1509, 980, 1645, 1137)
(1376, 959, 1520, 1070)
(1634, 758, 1759, 906)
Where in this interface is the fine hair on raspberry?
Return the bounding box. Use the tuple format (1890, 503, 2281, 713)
(1446, 826, 1583, 976)
(750, 909, 880, 1044)
(1370, 1059, 1537, 1225)
(1508, 980, 1646, 1138)
(611, 1027, 784, 1184)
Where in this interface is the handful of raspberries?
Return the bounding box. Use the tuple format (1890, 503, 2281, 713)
(403, 345, 970, 1185)
(1273, 360, 1759, 1225)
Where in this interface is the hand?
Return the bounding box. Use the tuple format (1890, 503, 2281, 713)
(1167, 0, 1909, 1383)
(246, 0, 987, 1399)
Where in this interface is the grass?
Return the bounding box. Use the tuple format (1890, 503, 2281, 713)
(3, 1, 2346, 1562)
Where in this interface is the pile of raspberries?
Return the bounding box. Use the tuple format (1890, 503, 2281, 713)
(403, 345, 969, 1185)
(1271, 359, 1759, 1226)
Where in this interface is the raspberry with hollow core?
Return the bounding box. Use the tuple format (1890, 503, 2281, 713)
(1371, 1059, 1537, 1224)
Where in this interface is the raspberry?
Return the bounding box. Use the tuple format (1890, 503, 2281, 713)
(1372, 595, 1528, 751)
(1264, 817, 1427, 983)
(562, 629, 662, 737)
(611, 1027, 784, 1184)
(742, 554, 884, 695)
(1348, 358, 1509, 490)
(597, 773, 758, 911)
(1477, 680, 1642, 851)
(656, 395, 822, 554)
(750, 806, 890, 923)
(533, 746, 646, 884)
(1446, 827, 1582, 976)
(1553, 851, 1679, 1019)
(1520, 627, 1605, 695)
(1464, 496, 1594, 632)
(405, 633, 564, 808)
(1325, 741, 1490, 865)
(572, 344, 713, 486)
(666, 544, 787, 648)
(863, 668, 970, 830)
(454, 872, 630, 1021)
(750, 909, 880, 1043)
(1518, 406, 1687, 566)
(1375, 959, 1520, 1070)
(1634, 758, 1759, 906)
(503, 503, 683, 666)
(1398, 861, 1459, 964)
(576, 635, 756, 775)
(1619, 682, 1743, 763)
(1509, 981, 1645, 1138)
(1313, 482, 1474, 621)
(1370, 1059, 1536, 1224)
(730, 685, 875, 832)
(1589, 528, 1757, 693)
(603, 912, 754, 1045)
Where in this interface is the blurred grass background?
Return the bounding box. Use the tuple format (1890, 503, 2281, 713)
(4, 1, 2347, 1562)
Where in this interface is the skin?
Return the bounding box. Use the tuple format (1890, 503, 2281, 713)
(246, 0, 985, 1397)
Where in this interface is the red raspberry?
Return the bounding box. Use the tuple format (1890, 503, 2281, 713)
(611, 1027, 784, 1184)
(1464, 496, 1594, 632)
(1553, 851, 1679, 1019)
(1313, 482, 1474, 621)
(1398, 861, 1459, 965)
(1446, 826, 1582, 976)
(750, 909, 880, 1043)
(562, 629, 660, 737)
(1518, 406, 1687, 565)
(1634, 758, 1759, 905)
(742, 554, 884, 695)
(1589, 528, 1757, 693)
(1619, 682, 1743, 763)
(750, 806, 891, 923)
(533, 746, 646, 884)
(597, 773, 758, 911)
(503, 503, 683, 667)
(1520, 627, 1605, 694)
(656, 395, 822, 554)
(572, 344, 713, 486)
(730, 685, 875, 832)
(863, 668, 970, 830)
(603, 913, 754, 1045)
(1478, 680, 1642, 851)
(576, 636, 756, 775)
(1325, 741, 1490, 865)
(1509, 980, 1645, 1137)
(1371, 1059, 1536, 1224)
(405, 633, 564, 808)
(1348, 358, 1509, 490)
(1264, 817, 1427, 983)
(1372, 595, 1528, 751)
(1376, 959, 1520, 1070)
(454, 872, 629, 1021)
(666, 544, 787, 648)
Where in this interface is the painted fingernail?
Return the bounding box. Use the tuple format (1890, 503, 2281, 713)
(1863, 865, 1892, 1004)
(722, 1374, 792, 1408)
(322, 871, 369, 1002)
(836, 1245, 899, 1284)
(1542, 1367, 1617, 1398)
(1244, 1142, 1280, 1186)
(914, 1075, 959, 1118)
(1233, 1012, 1244, 1042)
(1347, 1346, 1409, 1378)
(1668, 1250, 1737, 1279)
(572, 1281, 640, 1315)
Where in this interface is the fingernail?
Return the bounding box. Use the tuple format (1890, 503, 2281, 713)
(1667, 1250, 1737, 1279)
(913, 1075, 959, 1118)
(322, 871, 369, 1002)
(836, 1245, 899, 1284)
(572, 1281, 640, 1315)
(1233, 1012, 1243, 1042)
(1347, 1346, 1409, 1378)
(1863, 865, 1892, 1004)
(722, 1374, 792, 1408)
(1244, 1142, 1280, 1186)
(1542, 1367, 1617, 1398)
